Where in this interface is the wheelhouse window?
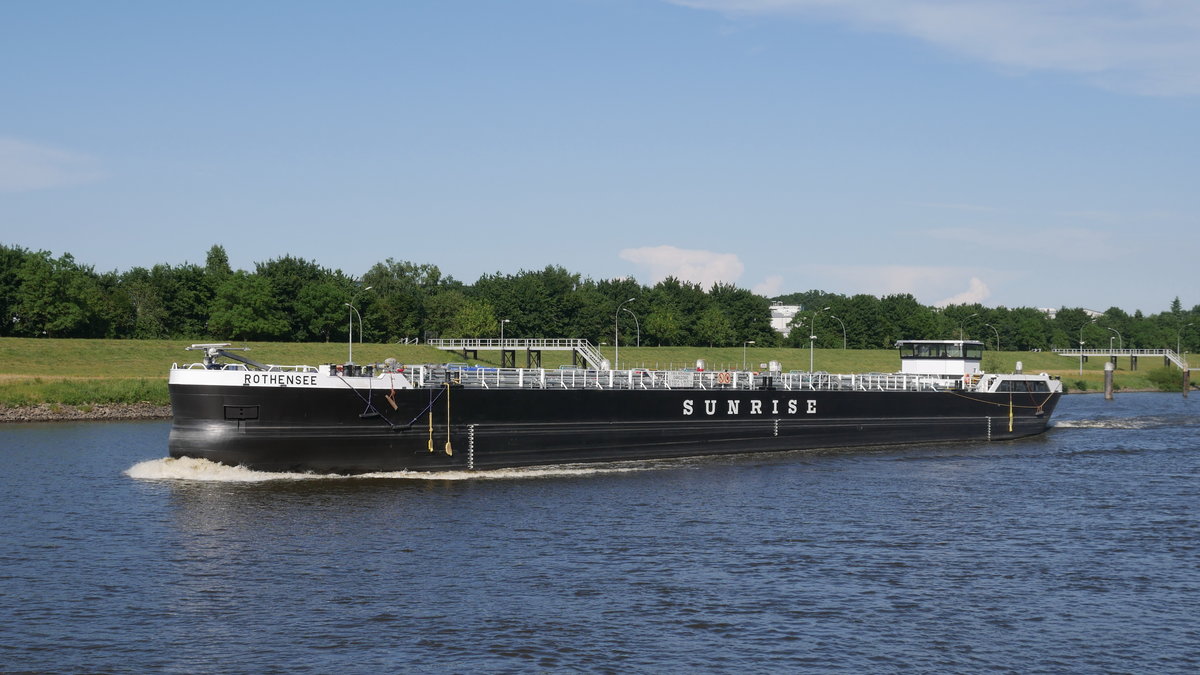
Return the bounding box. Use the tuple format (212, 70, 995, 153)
(898, 342, 984, 359)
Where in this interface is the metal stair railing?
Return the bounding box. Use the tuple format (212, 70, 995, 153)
(572, 340, 606, 369)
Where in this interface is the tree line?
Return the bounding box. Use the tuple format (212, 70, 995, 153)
(773, 291, 1198, 354)
(2, 243, 1197, 354)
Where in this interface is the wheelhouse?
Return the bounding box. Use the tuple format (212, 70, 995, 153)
(896, 340, 984, 376)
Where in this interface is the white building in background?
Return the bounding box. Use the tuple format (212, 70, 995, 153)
(1039, 308, 1104, 320)
(770, 302, 803, 337)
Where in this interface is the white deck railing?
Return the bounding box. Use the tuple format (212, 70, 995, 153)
(408, 365, 954, 393)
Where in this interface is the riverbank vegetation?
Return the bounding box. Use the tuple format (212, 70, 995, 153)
(2, 244, 1198, 355)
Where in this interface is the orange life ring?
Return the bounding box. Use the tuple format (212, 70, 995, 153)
(716, 371, 732, 385)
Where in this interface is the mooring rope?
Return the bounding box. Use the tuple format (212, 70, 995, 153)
(334, 373, 448, 431)
(942, 388, 1056, 414)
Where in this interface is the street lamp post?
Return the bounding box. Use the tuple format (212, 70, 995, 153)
(500, 318, 510, 345)
(959, 313, 979, 341)
(743, 340, 755, 371)
(810, 306, 830, 372)
(346, 285, 373, 364)
(614, 297, 635, 370)
(623, 308, 640, 347)
(1079, 320, 1094, 376)
(1105, 327, 1123, 351)
(984, 323, 1001, 353)
(829, 315, 847, 350)
(344, 303, 363, 364)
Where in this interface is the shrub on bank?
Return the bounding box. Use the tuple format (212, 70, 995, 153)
(1145, 367, 1190, 392)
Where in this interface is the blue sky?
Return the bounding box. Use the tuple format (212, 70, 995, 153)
(2, 0, 1197, 314)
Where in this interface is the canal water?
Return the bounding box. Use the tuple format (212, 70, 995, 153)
(1, 392, 1197, 673)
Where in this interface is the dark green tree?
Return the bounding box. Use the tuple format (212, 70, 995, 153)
(645, 277, 707, 345)
(255, 255, 340, 340)
(878, 294, 937, 344)
(152, 263, 211, 337)
(842, 294, 885, 348)
(208, 271, 290, 340)
(694, 306, 736, 347)
(1051, 308, 1096, 351)
(0, 244, 30, 336)
(644, 308, 686, 346)
(446, 297, 497, 338)
(710, 282, 777, 346)
(10, 251, 105, 337)
(568, 281, 613, 344)
(119, 266, 169, 338)
(473, 266, 583, 340)
(1007, 307, 1051, 351)
(423, 289, 468, 339)
(297, 280, 350, 342)
(362, 259, 449, 341)
(205, 244, 232, 278)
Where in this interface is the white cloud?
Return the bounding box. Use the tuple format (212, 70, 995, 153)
(619, 245, 745, 288)
(753, 274, 784, 296)
(667, 0, 1200, 96)
(807, 263, 954, 296)
(934, 276, 991, 307)
(803, 263, 998, 306)
(0, 137, 103, 192)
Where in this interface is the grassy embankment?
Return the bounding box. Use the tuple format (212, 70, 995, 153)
(0, 337, 1189, 408)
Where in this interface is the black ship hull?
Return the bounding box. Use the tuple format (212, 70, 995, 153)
(168, 382, 1061, 474)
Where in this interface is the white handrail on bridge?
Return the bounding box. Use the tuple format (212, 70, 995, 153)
(426, 338, 607, 369)
(1054, 347, 1188, 370)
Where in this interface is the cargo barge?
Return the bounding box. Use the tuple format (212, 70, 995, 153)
(167, 339, 1061, 473)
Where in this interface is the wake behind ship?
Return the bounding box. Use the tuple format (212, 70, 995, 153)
(168, 339, 1062, 473)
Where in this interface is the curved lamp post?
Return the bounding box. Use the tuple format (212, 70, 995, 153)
(500, 318, 510, 345)
(810, 306, 830, 372)
(1105, 327, 1123, 351)
(828, 315, 847, 350)
(346, 285, 373, 364)
(1079, 319, 1095, 375)
(614, 297, 635, 370)
(984, 323, 1001, 353)
(623, 308, 640, 347)
(743, 340, 755, 371)
(959, 313, 979, 341)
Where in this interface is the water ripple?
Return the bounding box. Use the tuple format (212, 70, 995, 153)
(2, 395, 1199, 673)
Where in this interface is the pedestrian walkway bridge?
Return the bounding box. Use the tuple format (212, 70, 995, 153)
(425, 338, 607, 369)
(1054, 348, 1192, 371)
